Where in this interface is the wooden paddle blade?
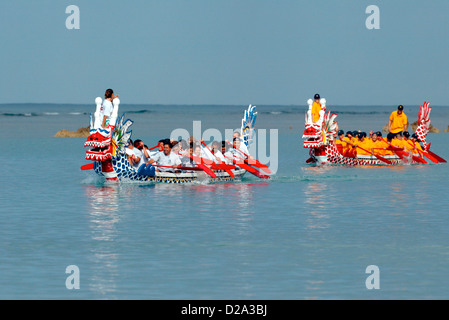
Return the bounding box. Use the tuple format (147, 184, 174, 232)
(306, 157, 316, 163)
(233, 159, 270, 179)
(412, 155, 427, 164)
(426, 150, 446, 163)
(81, 163, 94, 170)
(375, 155, 392, 165)
(244, 159, 271, 174)
(196, 163, 217, 178)
(421, 152, 439, 163)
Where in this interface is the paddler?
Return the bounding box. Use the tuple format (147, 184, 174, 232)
(377, 133, 395, 156)
(388, 105, 408, 136)
(355, 132, 372, 156)
(334, 130, 347, 155)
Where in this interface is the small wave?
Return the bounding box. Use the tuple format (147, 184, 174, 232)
(0, 112, 40, 117)
(126, 110, 153, 114)
(44, 112, 59, 115)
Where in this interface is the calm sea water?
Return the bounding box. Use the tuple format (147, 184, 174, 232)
(1, 103, 449, 300)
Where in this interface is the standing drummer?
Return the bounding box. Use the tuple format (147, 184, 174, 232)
(388, 105, 408, 137)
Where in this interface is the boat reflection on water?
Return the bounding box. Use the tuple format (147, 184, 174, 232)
(83, 184, 122, 297)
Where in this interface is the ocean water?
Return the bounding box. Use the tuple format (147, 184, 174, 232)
(1, 103, 449, 300)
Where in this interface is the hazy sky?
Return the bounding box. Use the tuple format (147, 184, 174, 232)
(1, 0, 448, 106)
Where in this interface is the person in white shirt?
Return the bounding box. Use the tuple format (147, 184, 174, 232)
(132, 139, 146, 169)
(146, 141, 181, 172)
(125, 139, 145, 170)
(101, 88, 119, 128)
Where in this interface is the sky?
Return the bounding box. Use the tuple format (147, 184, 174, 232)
(1, 0, 449, 106)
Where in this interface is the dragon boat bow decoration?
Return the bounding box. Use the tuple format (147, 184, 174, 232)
(302, 98, 444, 166)
(82, 98, 265, 183)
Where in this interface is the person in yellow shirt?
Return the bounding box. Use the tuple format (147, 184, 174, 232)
(410, 133, 424, 157)
(391, 132, 406, 150)
(377, 132, 395, 156)
(334, 130, 347, 155)
(342, 131, 357, 157)
(402, 131, 415, 153)
(355, 132, 372, 156)
(388, 105, 408, 135)
(311, 93, 322, 123)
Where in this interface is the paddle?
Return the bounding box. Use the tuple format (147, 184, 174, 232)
(355, 146, 392, 165)
(378, 137, 427, 164)
(426, 150, 446, 163)
(424, 143, 446, 162)
(184, 154, 217, 178)
(200, 141, 234, 177)
(81, 163, 94, 170)
(388, 145, 427, 164)
(404, 140, 438, 163)
(224, 155, 270, 179)
(232, 149, 271, 174)
(152, 165, 204, 171)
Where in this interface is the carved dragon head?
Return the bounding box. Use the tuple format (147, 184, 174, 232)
(84, 114, 133, 162)
(302, 98, 338, 149)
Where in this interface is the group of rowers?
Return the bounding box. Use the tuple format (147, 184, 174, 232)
(334, 130, 424, 158)
(124, 131, 250, 173)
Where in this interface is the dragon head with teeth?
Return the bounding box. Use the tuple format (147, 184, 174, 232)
(302, 98, 338, 151)
(84, 127, 114, 161)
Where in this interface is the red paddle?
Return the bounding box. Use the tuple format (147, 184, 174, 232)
(81, 163, 94, 170)
(224, 155, 270, 179)
(200, 141, 234, 177)
(355, 146, 392, 165)
(404, 140, 438, 163)
(233, 149, 271, 174)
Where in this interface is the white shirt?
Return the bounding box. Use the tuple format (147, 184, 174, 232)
(132, 148, 145, 169)
(126, 147, 145, 169)
(152, 151, 181, 171)
(100, 99, 113, 125)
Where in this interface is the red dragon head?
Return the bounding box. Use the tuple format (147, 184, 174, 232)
(303, 121, 325, 149)
(84, 126, 114, 161)
(302, 98, 337, 150)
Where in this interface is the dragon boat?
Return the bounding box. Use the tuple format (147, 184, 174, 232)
(302, 98, 445, 166)
(81, 97, 261, 183)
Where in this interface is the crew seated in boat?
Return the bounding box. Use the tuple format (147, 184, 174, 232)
(204, 140, 226, 163)
(354, 132, 372, 156)
(334, 130, 347, 155)
(341, 131, 357, 158)
(178, 139, 188, 153)
(391, 132, 406, 150)
(180, 143, 197, 169)
(145, 140, 181, 172)
(369, 131, 391, 156)
(126, 139, 146, 169)
(410, 133, 424, 156)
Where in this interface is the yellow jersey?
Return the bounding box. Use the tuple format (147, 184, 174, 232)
(312, 101, 321, 122)
(389, 111, 408, 133)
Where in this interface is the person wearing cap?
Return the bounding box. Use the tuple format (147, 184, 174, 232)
(402, 131, 415, 154)
(375, 133, 394, 156)
(341, 131, 357, 157)
(410, 134, 424, 156)
(391, 132, 406, 150)
(334, 130, 347, 155)
(355, 132, 372, 156)
(311, 93, 322, 123)
(388, 105, 408, 136)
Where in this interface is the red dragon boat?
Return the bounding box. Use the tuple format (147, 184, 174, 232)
(302, 98, 446, 166)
